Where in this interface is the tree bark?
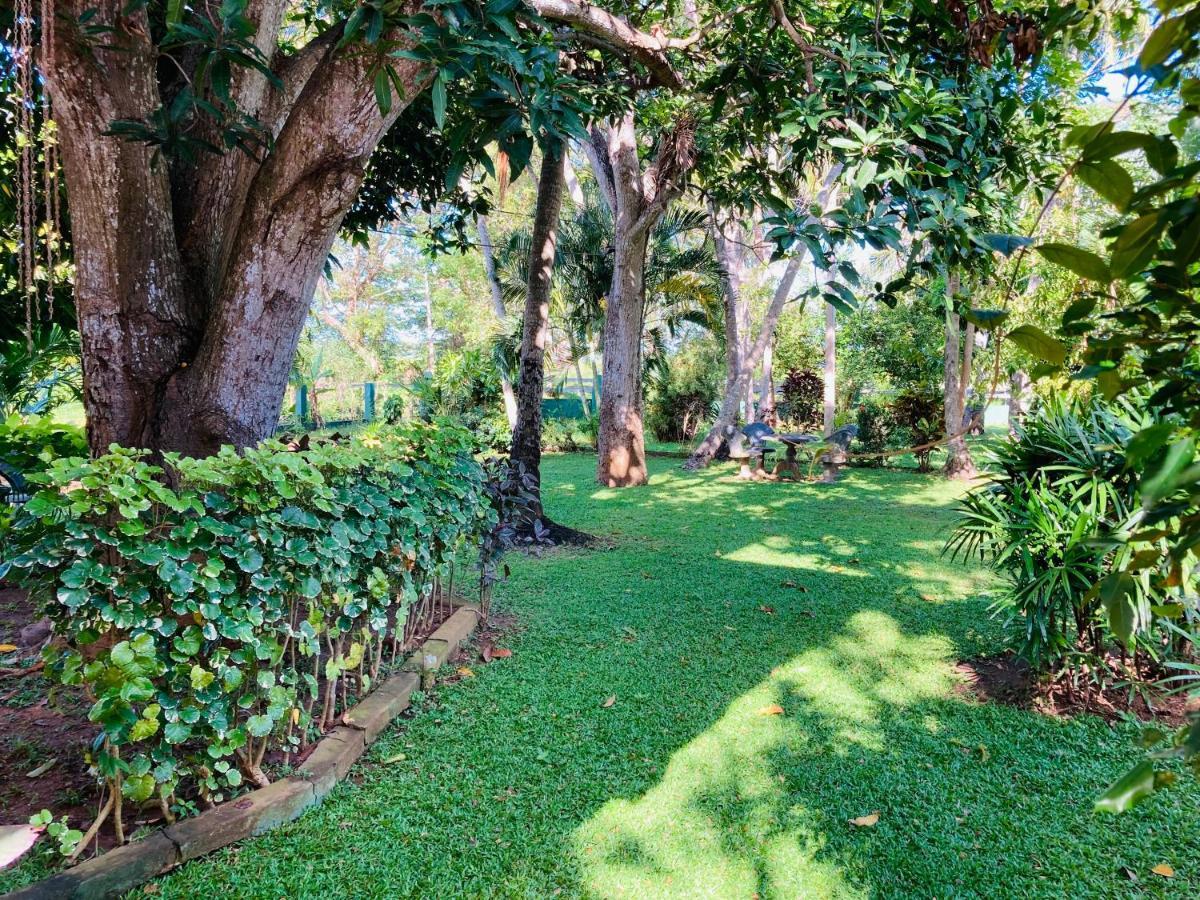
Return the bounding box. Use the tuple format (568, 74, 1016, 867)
(40, 0, 680, 457)
(943, 273, 976, 479)
(477, 214, 519, 428)
(1008, 369, 1031, 434)
(757, 338, 775, 423)
(590, 114, 695, 487)
(509, 139, 566, 519)
(823, 292, 837, 438)
(422, 267, 437, 375)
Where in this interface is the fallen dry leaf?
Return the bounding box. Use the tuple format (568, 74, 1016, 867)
(490, 648, 513, 659)
(383, 753, 407, 764)
(457, 667, 475, 678)
(601, 695, 616, 708)
(757, 704, 785, 716)
(0, 644, 17, 653)
(758, 605, 775, 615)
(1151, 864, 1175, 878)
(25, 758, 57, 778)
(849, 812, 880, 827)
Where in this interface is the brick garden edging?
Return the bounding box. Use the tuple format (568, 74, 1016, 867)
(5, 604, 482, 900)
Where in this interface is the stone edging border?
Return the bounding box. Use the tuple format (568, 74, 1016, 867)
(5, 604, 483, 900)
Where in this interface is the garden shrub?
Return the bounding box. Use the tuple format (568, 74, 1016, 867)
(889, 392, 942, 472)
(541, 418, 585, 452)
(853, 400, 888, 465)
(0, 415, 87, 475)
(776, 369, 822, 431)
(0, 422, 496, 824)
(646, 340, 720, 442)
(945, 397, 1180, 675)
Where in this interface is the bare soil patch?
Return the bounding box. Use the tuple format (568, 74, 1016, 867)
(956, 653, 1196, 726)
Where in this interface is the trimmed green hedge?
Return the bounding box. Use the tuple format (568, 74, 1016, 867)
(1, 422, 495, 819)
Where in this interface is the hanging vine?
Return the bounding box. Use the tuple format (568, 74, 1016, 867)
(9, 0, 61, 348)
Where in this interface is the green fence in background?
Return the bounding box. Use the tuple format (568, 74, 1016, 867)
(285, 376, 600, 432)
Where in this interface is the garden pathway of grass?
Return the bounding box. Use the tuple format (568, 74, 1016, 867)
(153, 456, 1199, 898)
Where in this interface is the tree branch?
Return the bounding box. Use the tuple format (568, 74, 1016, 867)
(529, 0, 689, 88)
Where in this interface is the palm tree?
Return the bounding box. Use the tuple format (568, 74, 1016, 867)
(0, 324, 82, 419)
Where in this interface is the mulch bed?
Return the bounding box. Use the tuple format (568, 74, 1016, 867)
(2, 587, 104, 842)
(956, 653, 1196, 727)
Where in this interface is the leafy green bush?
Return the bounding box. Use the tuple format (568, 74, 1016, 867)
(945, 397, 1174, 673)
(853, 400, 888, 465)
(0, 415, 87, 475)
(0, 422, 495, 828)
(776, 369, 822, 431)
(889, 392, 942, 472)
(541, 418, 586, 452)
(646, 339, 720, 442)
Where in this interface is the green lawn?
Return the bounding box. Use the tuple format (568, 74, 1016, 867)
(144, 456, 1197, 898)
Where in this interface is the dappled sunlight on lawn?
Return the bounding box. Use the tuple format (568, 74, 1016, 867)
(573, 610, 953, 899)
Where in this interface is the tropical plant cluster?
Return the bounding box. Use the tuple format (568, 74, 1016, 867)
(0, 422, 497, 842)
(947, 397, 1186, 676)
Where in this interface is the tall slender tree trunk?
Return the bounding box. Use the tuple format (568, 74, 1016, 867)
(757, 338, 775, 422)
(422, 267, 436, 375)
(1008, 369, 1031, 434)
(943, 273, 976, 479)
(477, 214, 519, 428)
(589, 114, 695, 487)
(684, 253, 804, 468)
(823, 294, 836, 438)
(510, 139, 566, 520)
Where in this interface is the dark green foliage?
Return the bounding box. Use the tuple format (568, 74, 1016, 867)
(0, 325, 81, 419)
(646, 340, 721, 443)
(889, 392, 943, 472)
(945, 397, 1167, 671)
(0, 415, 86, 476)
(853, 399, 889, 465)
(0, 423, 495, 811)
(777, 369, 822, 431)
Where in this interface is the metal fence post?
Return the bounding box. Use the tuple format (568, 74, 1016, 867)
(363, 382, 376, 422)
(296, 384, 309, 426)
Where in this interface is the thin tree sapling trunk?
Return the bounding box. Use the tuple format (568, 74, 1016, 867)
(477, 214, 519, 428)
(942, 273, 976, 479)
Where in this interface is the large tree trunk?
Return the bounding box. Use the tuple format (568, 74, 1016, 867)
(477, 215, 519, 428)
(597, 227, 652, 487)
(589, 114, 695, 487)
(509, 140, 566, 519)
(757, 337, 775, 422)
(943, 274, 976, 479)
(40, 0, 679, 458)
